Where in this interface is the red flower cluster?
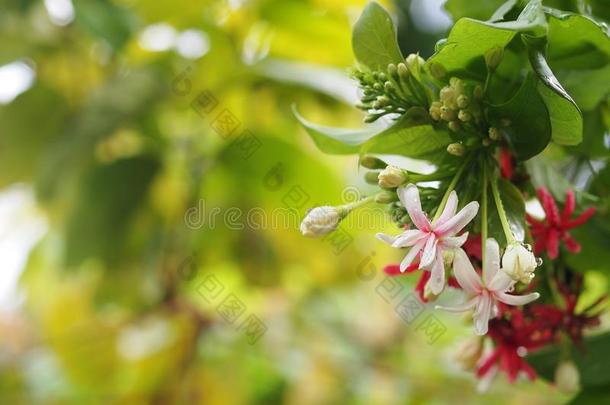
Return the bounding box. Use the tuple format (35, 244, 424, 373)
(527, 188, 595, 259)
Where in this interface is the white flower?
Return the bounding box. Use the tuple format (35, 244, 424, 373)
(376, 184, 479, 294)
(378, 165, 407, 188)
(502, 242, 538, 284)
(437, 239, 540, 335)
(300, 206, 341, 237)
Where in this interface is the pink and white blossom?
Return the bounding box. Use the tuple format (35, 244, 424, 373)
(437, 239, 540, 335)
(376, 184, 479, 294)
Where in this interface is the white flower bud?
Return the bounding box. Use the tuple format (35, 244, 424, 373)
(378, 166, 407, 188)
(502, 243, 538, 284)
(555, 361, 580, 394)
(455, 337, 484, 370)
(406, 53, 425, 75)
(300, 206, 341, 237)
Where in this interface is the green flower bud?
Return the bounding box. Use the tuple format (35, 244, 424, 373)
(397, 63, 410, 81)
(448, 121, 461, 132)
(384, 81, 394, 92)
(387, 63, 398, 79)
(364, 171, 381, 184)
(447, 142, 465, 155)
(485, 46, 504, 70)
(429, 102, 441, 121)
(375, 190, 399, 204)
(488, 127, 502, 141)
(373, 83, 383, 91)
(473, 85, 484, 99)
(555, 361, 580, 394)
(429, 62, 446, 80)
(405, 53, 425, 76)
(376, 96, 389, 107)
(360, 156, 387, 170)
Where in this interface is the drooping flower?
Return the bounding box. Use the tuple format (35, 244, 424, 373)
(526, 188, 595, 259)
(376, 184, 479, 294)
(437, 239, 540, 335)
(501, 242, 539, 284)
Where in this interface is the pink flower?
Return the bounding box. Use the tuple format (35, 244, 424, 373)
(437, 239, 540, 335)
(376, 184, 479, 294)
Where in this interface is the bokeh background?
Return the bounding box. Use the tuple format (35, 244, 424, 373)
(0, 0, 581, 403)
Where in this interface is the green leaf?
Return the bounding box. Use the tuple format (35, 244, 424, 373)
(526, 37, 583, 145)
(488, 74, 551, 160)
(443, 0, 506, 21)
(73, 0, 134, 51)
(488, 178, 526, 244)
(546, 12, 610, 70)
(559, 65, 610, 111)
(570, 385, 610, 405)
(528, 332, 610, 388)
(295, 107, 451, 159)
(426, 18, 516, 79)
(565, 109, 610, 158)
(352, 2, 403, 71)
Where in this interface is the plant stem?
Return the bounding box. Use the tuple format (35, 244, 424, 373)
(490, 176, 516, 244)
(481, 163, 489, 275)
(432, 156, 471, 222)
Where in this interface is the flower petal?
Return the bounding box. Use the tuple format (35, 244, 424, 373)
(392, 229, 426, 248)
(452, 248, 482, 294)
(495, 292, 540, 306)
(442, 232, 469, 249)
(473, 294, 492, 335)
(435, 201, 479, 236)
(400, 239, 426, 272)
(483, 238, 500, 284)
(488, 270, 514, 292)
(434, 190, 458, 226)
(427, 250, 445, 294)
(376, 233, 397, 245)
(419, 235, 437, 268)
(398, 184, 431, 231)
(435, 297, 477, 312)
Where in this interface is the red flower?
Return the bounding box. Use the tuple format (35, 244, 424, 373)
(499, 148, 514, 180)
(526, 188, 595, 259)
(478, 307, 557, 384)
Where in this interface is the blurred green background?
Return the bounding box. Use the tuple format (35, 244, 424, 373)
(0, 0, 573, 403)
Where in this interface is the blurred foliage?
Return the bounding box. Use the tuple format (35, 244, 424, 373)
(0, 0, 594, 403)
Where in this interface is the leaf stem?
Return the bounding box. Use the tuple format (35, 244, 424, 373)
(490, 176, 516, 244)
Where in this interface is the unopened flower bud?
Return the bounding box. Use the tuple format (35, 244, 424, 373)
(374, 190, 398, 204)
(378, 165, 408, 188)
(447, 142, 465, 155)
(502, 242, 538, 284)
(474, 85, 484, 99)
(397, 63, 410, 81)
(429, 102, 442, 120)
(300, 206, 342, 237)
(458, 110, 472, 122)
(485, 46, 504, 70)
(455, 337, 484, 370)
(450, 77, 464, 94)
(488, 127, 502, 141)
(405, 53, 424, 75)
(365, 171, 381, 184)
(387, 63, 398, 78)
(457, 94, 469, 109)
(373, 83, 383, 91)
(440, 87, 455, 104)
(429, 62, 446, 80)
(384, 81, 394, 92)
(375, 96, 389, 107)
(360, 156, 386, 170)
(440, 106, 456, 121)
(555, 361, 580, 394)
(448, 121, 461, 132)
